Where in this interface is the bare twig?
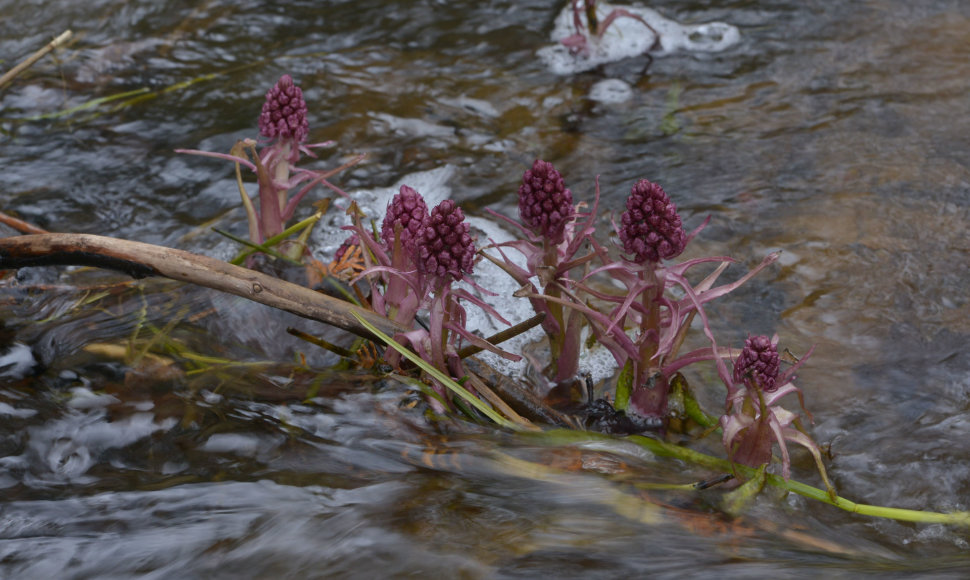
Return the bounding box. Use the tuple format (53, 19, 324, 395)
(0, 233, 407, 341)
(0, 30, 73, 90)
(0, 211, 49, 235)
(456, 312, 546, 359)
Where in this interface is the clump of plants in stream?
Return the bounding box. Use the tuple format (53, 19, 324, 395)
(147, 73, 970, 526)
(561, 0, 660, 56)
(720, 334, 833, 492)
(176, 74, 364, 266)
(477, 160, 832, 493)
(343, 185, 520, 412)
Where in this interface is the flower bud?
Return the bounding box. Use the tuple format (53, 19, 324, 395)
(258, 74, 309, 143)
(733, 335, 781, 392)
(518, 160, 575, 244)
(417, 200, 475, 283)
(619, 179, 686, 263)
(381, 185, 429, 258)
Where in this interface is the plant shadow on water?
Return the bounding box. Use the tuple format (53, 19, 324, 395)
(2, 0, 970, 577)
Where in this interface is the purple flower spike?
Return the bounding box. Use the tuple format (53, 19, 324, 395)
(518, 160, 575, 244)
(381, 185, 430, 257)
(418, 200, 475, 283)
(619, 179, 686, 264)
(258, 74, 309, 143)
(734, 335, 781, 392)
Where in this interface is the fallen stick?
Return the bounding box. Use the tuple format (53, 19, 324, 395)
(0, 210, 49, 235)
(0, 30, 73, 90)
(0, 233, 407, 341)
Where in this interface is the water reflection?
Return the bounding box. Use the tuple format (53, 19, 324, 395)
(2, 0, 970, 576)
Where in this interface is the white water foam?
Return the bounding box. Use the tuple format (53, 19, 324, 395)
(539, 3, 741, 75)
(0, 342, 39, 380)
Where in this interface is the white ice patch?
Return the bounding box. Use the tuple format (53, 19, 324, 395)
(588, 79, 634, 104)
(313, 165, 456, 256)
(462, 216, 620, 384)
(313, 166, 621, 383)
(539, 3, 741, 75)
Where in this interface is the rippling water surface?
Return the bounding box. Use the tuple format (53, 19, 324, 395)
(2, 1, 970, 577)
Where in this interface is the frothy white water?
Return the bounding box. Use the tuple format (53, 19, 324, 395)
(539, 3, 741, 75)
(0, 342, 39, 380)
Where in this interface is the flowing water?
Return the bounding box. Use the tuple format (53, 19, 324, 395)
(2, 1, 970, 577)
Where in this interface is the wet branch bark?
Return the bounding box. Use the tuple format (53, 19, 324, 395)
(0, 233, 407, 341)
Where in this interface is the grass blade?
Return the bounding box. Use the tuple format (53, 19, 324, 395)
(351, 311, 520, 430)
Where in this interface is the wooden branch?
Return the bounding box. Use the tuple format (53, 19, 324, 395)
(0, 233, 408, 341)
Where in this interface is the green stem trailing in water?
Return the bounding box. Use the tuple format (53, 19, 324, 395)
(527, 428, 970, 528)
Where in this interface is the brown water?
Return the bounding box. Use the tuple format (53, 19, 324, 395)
(2, 1, 970, 577)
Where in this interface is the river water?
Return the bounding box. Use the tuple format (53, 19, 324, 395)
(1, 1, 969, 577)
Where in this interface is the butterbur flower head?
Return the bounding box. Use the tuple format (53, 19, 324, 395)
(381, 185, 430, 257)
(258, 74, 309, 143)
(418, 200, 475, 284)
(619, 179, 686, 264)
(733, 335, 781, 392)
(518, 160, 575, 244)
